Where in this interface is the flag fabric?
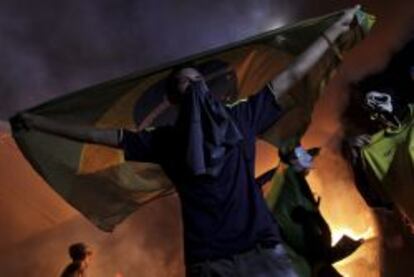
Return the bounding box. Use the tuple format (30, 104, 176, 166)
(11, 9, 374, 232)
(361, 104, 414, 222)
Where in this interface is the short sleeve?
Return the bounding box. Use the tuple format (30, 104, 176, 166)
(120, 128, 160, 163)
(227, 86, 282, 135)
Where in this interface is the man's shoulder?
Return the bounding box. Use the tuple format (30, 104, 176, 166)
(60, 262, 81, 277)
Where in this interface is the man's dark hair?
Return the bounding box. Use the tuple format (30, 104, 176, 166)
(164, 63, 198, 102)
(68, 243, 88, 261)
(164, 60, 237, 103)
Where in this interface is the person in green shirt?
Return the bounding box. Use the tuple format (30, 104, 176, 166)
(258, 145, 363, 276)
(345, 70, 414, 225)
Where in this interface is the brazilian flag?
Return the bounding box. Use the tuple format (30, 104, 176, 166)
(10, 8, 374, 232)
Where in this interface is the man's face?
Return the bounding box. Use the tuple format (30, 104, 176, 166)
(175, 67, 204, 94)
(365, 91, 394, 114)
(288, 146, 314, 173)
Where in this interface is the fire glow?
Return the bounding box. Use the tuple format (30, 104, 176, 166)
(307, 157, 381, 277)
(331, 226, 376, 246)
(256, 140, 381, 276)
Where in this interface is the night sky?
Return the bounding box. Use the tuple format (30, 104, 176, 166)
(0, 0, 359, 119)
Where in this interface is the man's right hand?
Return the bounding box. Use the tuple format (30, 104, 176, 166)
(11, 112, 39, 131)
(325, 5, 361, 39)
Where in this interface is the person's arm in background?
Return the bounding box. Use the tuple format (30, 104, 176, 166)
(268, 5, 360, 109)
(20, 113, 120, 147)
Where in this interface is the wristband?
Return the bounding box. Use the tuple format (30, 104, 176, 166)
(321, 32, 343, 62)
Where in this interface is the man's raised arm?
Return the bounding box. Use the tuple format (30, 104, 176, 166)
(269, 5, 361, 103)
(20, 113, 120, 148)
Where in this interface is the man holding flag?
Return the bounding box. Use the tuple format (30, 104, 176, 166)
(20, 6, 359, 277)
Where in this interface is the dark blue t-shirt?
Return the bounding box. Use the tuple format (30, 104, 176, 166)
(122, 87, 282, 264)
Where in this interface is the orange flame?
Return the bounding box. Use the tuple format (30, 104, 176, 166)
(307, 160, 381, 277)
